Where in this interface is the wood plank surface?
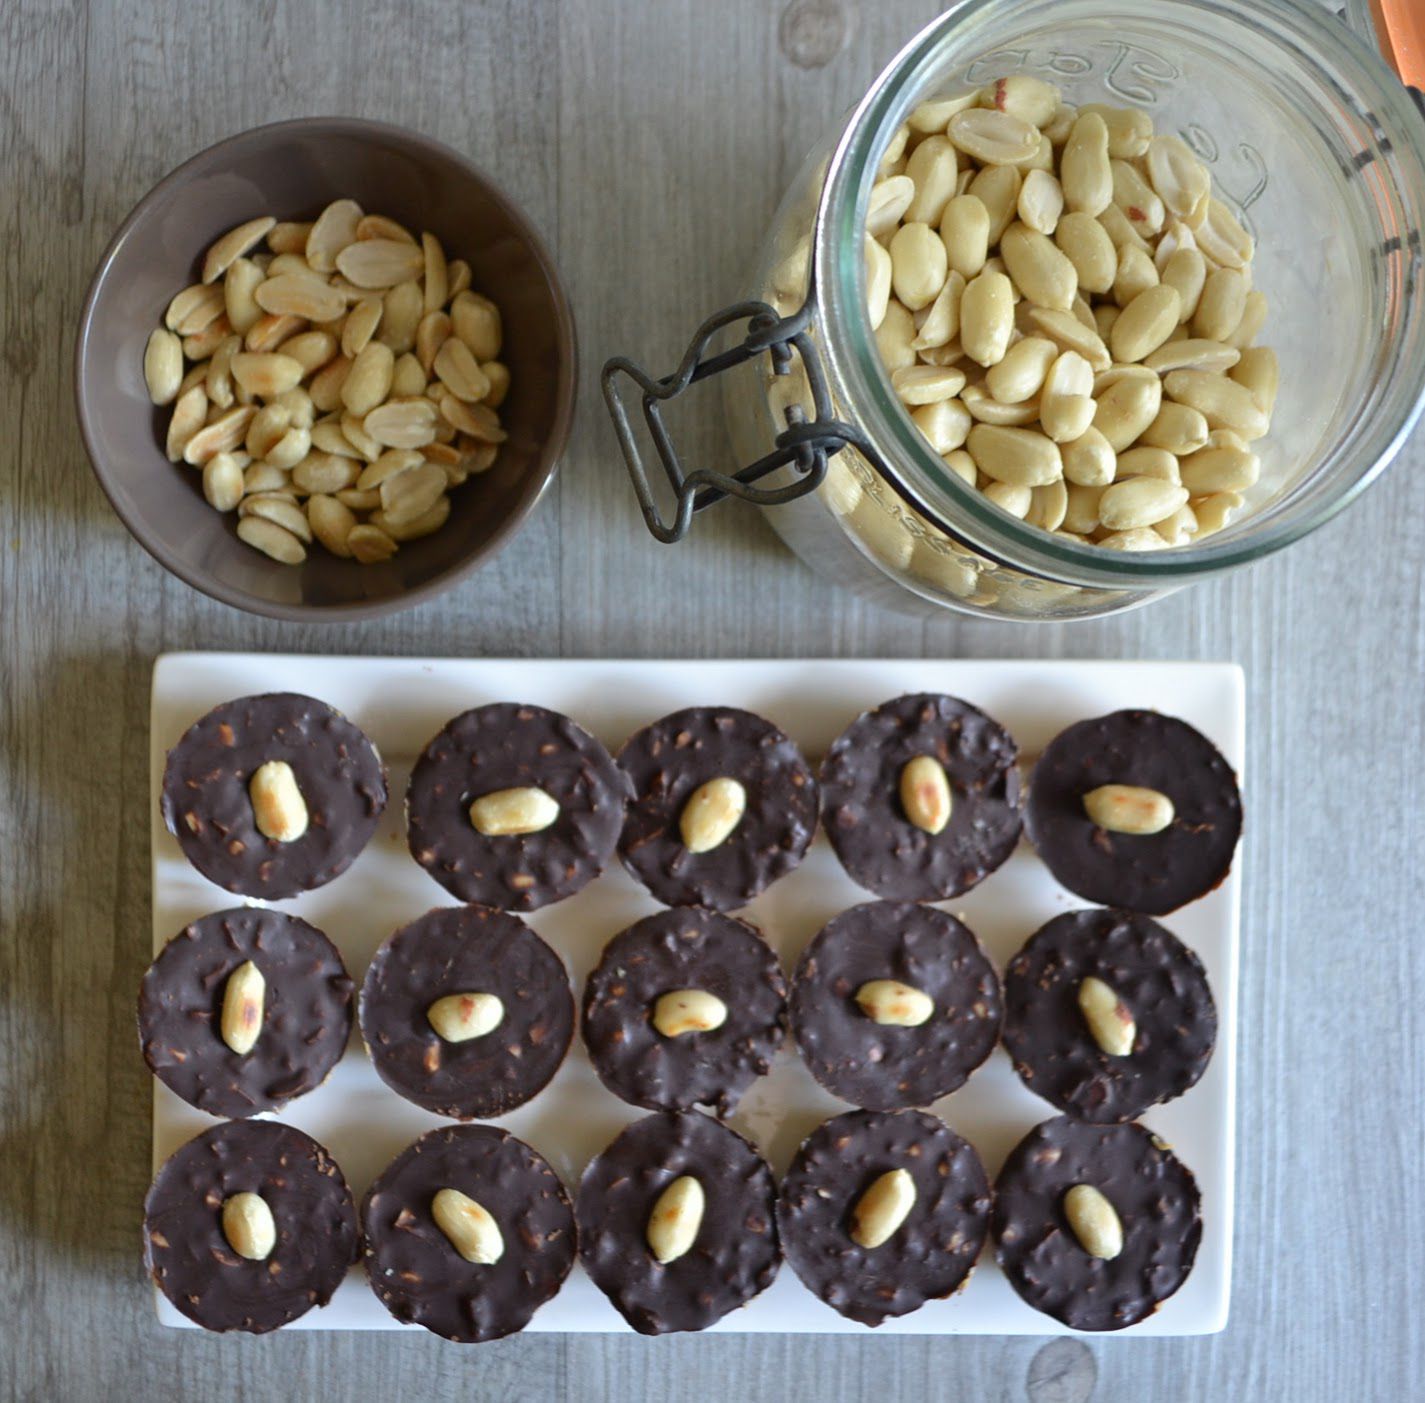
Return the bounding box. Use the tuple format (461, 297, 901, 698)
(1, 0, 1421, 1398)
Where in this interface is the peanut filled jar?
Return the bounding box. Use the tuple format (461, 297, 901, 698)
(606, 0, 1425, 620)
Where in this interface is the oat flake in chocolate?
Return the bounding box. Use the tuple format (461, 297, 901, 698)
(616, 706, 817, 910)
(406, 702, 630, 911)
(144, 1119, 358, 1334)
(360, 905, 573, 1120)
(138, 907, 354, 1119)
(161, 692, 387, 901)
(993, 1115, 1202, 1331)
(577, 1110, 781, 1334)
(1025, 709, 1242, 914)
(778, 1108, 991, 1327)
(362, 1125, 576, 1342)
(819, 693, 1022, 902)
(582, 907, 787, 1117)
(790, 901, 1002, 1110)
(1002, 909, 1216, 1123)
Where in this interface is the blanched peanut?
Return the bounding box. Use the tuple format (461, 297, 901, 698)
(1161, 246, 1207, 322)
(1230, 345, 1278, 414)
(904, 135, 959, 226)
(893, 365, 967, 406)
(875, 300, 918, 372)
(983, 480, 1032, 517)
(1164, 369, 1269, 439)
(865, 235, 893, 329)
(1061, 112, 1112, 215)
(1227, 289, 1268, 349)
(940, 195, 991, 279)
(867, 176, 917, 240)
(1179, 443, 1260, 493)
(1147, 135, 1211, 219)
(1054, 212, 1117, 294)
(889, 224, 948, 311)
(1113, 246, 1159, 308)
(910, 396, 973, 454)
(968, 164, 1022, 244)
(979, 75, 1060, 127)
(1093, 373, 1162, 451)
(960, 382, 1039, 426)
(1193, 268, 1248, 342)
(1141, 402, 1210, 456)
(1027, 306, 1111, 372)
(966, 424, 1062, 487)
(960, 270, 1015, 366)
(1116, 446, 1180, 483)
(1110, 159, 1165, 237)
(1110, 284, 1181, 363)
(911, 270, 965, 350)
(985, 336, 1056, 404)
(1000, 223, 1077, 311)
(1063, 479, 1106, 532)
(1039, 350, 1096, 443)
(1080, 103, 1153, 159)
(1017, 169, 1065, 236)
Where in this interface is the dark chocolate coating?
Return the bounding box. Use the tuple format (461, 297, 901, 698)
(1025, 710, 1242, 914)
(161, 692, 387, 900)
(819, 693, 1022, 902)
(993, 1116, 1202, 1331)
(360, 905, 573, 1120)
(790, 902, 1001, 1110)
(1002, 909, 1217, 1123)
(577, 1111, 781, 1334)
(144, 1120, 358, 1334)
(616, 706, 818, 910)
(361, 1125, 576, 1342)
(582, 907, 787, 1117)
(406, 703, 630, 911)
(777, 1109, 991, 1327)
(138, 907, 354, 1119)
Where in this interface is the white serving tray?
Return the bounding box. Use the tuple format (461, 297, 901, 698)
(149, 654, 1241, 1336)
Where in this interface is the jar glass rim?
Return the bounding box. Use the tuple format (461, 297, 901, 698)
(811, 0, 1425, 585)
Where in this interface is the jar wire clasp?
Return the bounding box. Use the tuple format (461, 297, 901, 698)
(602, 294, 886, 544)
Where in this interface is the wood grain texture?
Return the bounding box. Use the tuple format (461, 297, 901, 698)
(1, 0, 1421, 1398)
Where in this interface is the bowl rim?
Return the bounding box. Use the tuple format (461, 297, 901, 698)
(74, 115, 578, 623)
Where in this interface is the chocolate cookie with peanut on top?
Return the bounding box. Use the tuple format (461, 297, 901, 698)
(616, 706, 817, 910)
(819, 693, 1022, 902)
(406, 702, 630, 911)
(161, 692, 387, 900)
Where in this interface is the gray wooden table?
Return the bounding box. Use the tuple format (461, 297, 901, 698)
(2, 1, 1421, 1399)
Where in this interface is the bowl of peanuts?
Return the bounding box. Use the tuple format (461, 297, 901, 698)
(619, 0, 1425, 620)
(76, 117, 575, 620)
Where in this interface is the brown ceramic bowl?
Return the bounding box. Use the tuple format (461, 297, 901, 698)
(75, 118, 576, 621)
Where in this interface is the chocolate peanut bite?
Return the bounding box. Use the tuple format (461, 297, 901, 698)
(577, 1110, 781, 1334)
(144, 1120, 358, 1333)
(161, 692, 387, 900)
(362, 1125, 576, 1342)
(777, 1108, 991, 1327)
(790, 902, 1002, 1110)
(1025, 709, 1242, 913)
(360, 905, 573, 1120)
(616, 706, 818, 910)
(406, 702, 631, 911)
(582, 907, 787, 1117)
(1002, 909, 1217, 1122)
(138, 907, 354, 1119)
(819, 693, 1022, 901)
(993, 1116, 1202, 1331)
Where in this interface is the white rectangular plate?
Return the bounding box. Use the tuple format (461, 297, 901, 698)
(150, 654, 1241, 1336)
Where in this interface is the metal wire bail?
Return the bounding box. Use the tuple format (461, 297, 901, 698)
(602, 295, 885, 544)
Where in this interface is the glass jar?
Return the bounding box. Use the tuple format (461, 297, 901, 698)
(608, 0, 1425, 620)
